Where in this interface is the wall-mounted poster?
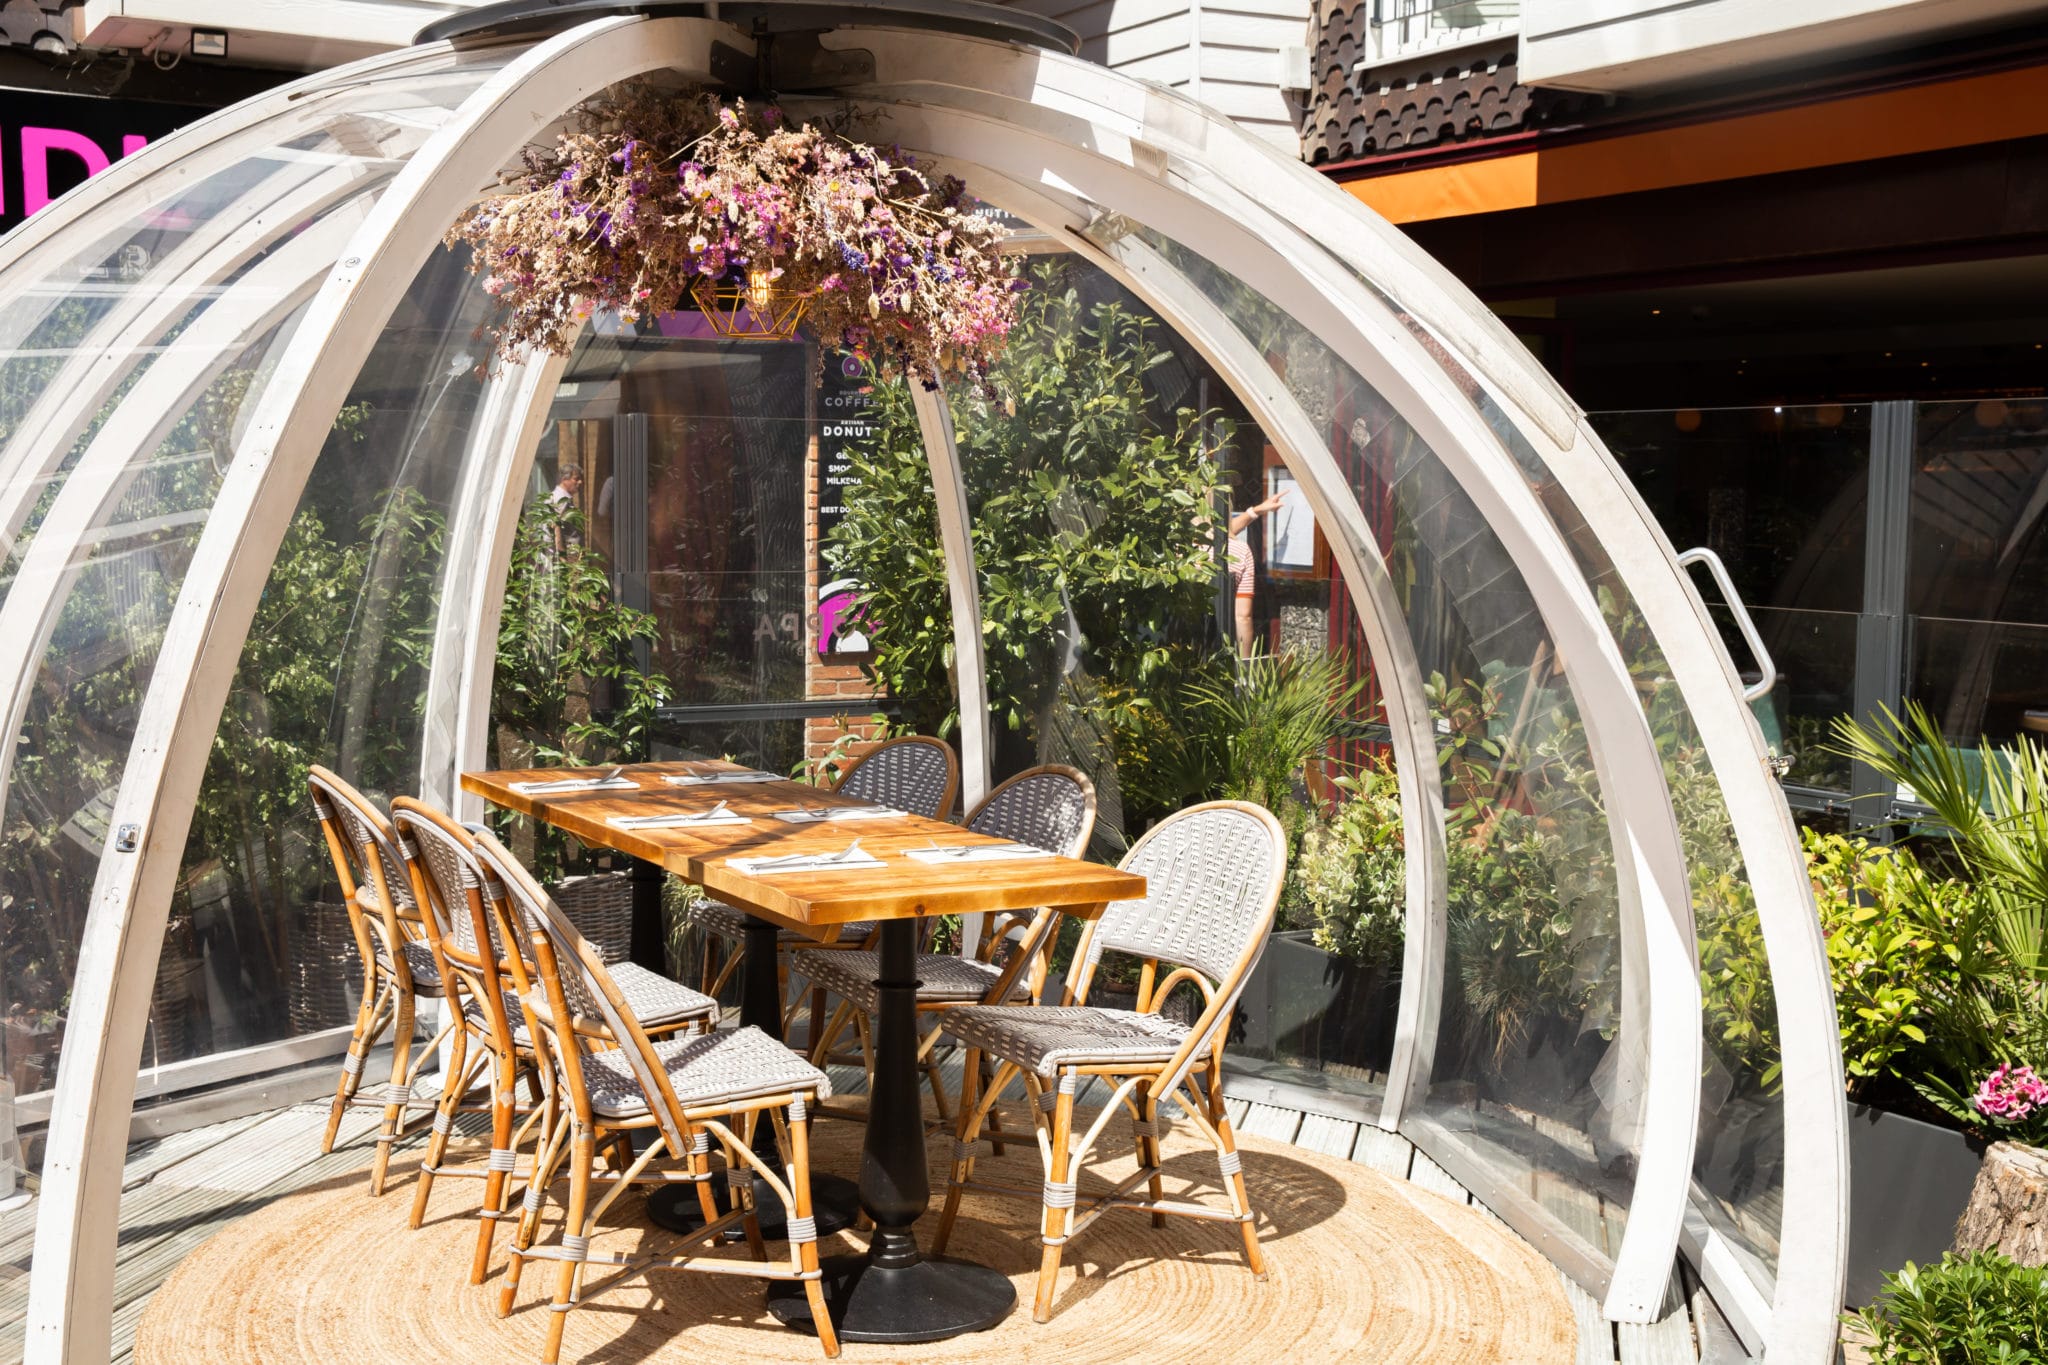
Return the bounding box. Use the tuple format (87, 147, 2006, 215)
(815, 352, 874, 657)
(1264, 465, 1317, 572)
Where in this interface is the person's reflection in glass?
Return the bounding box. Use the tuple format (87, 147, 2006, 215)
(1226, 490, 1285, 656)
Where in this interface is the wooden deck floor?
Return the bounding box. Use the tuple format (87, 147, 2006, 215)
(0, 1061, 1727, 1364)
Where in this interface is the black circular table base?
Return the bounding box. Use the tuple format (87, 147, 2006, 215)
(644, 1170, 861, 1242)
(765, 1250, 1017, 1344)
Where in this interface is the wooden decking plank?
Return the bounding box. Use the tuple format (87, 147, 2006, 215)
(1407, 1148, 1473, 1203)
(1237, 1102, 1302, 1144)
(1349, 1124, 1415, 1179)
(1565, 1273, 1617, 1365)
(1293, 1113, 1359, 1159)
(1616, 1270, 1696, 1364)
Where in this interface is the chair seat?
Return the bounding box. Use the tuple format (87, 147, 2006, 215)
(790, 949, 1028, 1012)
(372, 937, 446, 998)
(612, 962, 719, 1030)
(580, 1026, 832, 1119)
(691, 898, 873, 946)
(939, 1005, 1189, 1077)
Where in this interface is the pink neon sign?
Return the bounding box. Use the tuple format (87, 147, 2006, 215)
(12, 125, 151, 217)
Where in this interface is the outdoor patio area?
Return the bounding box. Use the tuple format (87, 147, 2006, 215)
(1, 1053, 1725, 1364)
(0, 2, 1847, 1362)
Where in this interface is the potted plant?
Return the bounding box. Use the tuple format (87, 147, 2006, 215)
(1238, 756, 1405, 1076)
(1826, 702, 2048, 1303)
(1849, 1251, 2048, 1361)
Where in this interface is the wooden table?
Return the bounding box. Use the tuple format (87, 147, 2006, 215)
(463, 759, 1146, 1344)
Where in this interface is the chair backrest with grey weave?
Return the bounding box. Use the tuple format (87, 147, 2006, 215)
(1084, 801, 1286, 994)
(468, 829, 690, 1154)
(390, 800, 508, 988)
(966, 764, 1096, 859)
(835, 735, 959, 820)
(308, 765, 416, 921)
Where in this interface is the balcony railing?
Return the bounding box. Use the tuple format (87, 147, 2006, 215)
(1363, 0, 1519, 70)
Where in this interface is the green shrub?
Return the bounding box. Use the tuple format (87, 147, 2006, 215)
(1804, 827, 1973, 1102)
(1286, 758, 1405, 964)
(1850, 1252, 2048, 1362)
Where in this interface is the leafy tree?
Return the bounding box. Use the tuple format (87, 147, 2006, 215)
(825, 261, 1227, 822)
(491, 495, 671, 881)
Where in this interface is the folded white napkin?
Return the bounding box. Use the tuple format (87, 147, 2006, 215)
(663, 771, 783, 787)
(903, 843, 1056, 865)
(770, 806, 905, 824)
(606, 811, 753, 830)
(510, 776, 638, 795)
(728, 846, 886, 875)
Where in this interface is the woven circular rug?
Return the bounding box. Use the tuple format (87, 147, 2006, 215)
(136, 1112, 1576, 1364)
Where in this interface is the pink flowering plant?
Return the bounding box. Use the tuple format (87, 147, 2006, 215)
(1973, 1062, 2048, 1137)
(446, 85, 1023, 380)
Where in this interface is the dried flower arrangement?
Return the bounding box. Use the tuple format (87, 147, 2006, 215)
(446, 84, 1024, 381)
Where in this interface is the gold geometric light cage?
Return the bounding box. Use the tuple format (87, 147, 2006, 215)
(688, 266, 812, 340)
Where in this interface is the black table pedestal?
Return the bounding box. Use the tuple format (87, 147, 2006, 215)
(766, 919, 1016, 1342)
(647, 916, 858, 1241)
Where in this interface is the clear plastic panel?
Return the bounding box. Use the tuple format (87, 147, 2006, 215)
(1126, 225, 1641, 1264)
(0, 58, 509, 1344)
(181, 246, 502, 1056)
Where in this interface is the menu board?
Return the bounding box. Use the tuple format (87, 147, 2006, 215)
(815, 353, 873, 657)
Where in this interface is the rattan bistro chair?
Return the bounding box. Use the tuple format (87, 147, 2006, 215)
(468, 831, 841, 1363)
(790, 764, 1096, 1121)
(688, 734, 960, 1012)
(930, 801, 1287, 1323)
(309, 766, 454, 1194)
(390, 799, 558, 1278)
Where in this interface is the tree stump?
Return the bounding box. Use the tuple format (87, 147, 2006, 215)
(1954, 1141, 2048, 1264)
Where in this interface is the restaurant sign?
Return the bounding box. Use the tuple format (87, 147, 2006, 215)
(0, 87, 201, 235)
(815, 352, 874, 658)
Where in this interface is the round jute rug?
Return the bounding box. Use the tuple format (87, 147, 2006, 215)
(135, 1114, 1575, 1364)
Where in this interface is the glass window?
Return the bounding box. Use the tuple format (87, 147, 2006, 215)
(1909, 399, 2048, 743)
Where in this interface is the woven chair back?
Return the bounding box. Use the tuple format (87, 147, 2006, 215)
(1087, 802, 1286, 990)
(965, 764, 1096, 858)
(390, 800, 507, 971)
(468, 830, 689, 1155)
(835, 735, 959, 820)
(307, 765, 415, 918)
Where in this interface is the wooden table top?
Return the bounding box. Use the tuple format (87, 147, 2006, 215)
(462, 760, 1144, 940)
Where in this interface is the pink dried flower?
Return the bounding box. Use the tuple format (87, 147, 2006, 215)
(1973, 1063, 2048, 1123)
(445, 84, 1021, 380)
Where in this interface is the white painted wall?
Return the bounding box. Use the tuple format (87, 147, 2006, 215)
(1522, 0, 2048, 92)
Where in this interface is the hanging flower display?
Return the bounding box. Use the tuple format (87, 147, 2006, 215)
(446, 85, 1024, 381)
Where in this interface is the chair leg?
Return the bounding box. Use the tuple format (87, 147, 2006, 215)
(707, 939, 743, 999)
(1034, 1077, 1077, 1323)
(1137, 1081, 1165, 1229)
(324, 977, 389, 1152)
(501, 1109, 571, 1316)
(984, 1055, 1008, 1156)
(410, 1024, 471, 1229)
(369, 986, 415, 1196)
(784, 1103, 842, 1358)
(806, 985, 830, 1055)
(540, 1123, 596, 1365)
(469, 1043, 520, 1281)
(1207, 1061, 1265, 1278)
(932, 1051, 1011, 1257)
(806, 999, 857, 1070)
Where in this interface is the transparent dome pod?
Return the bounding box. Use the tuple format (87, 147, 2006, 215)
(0, 7, 1843, 1363)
